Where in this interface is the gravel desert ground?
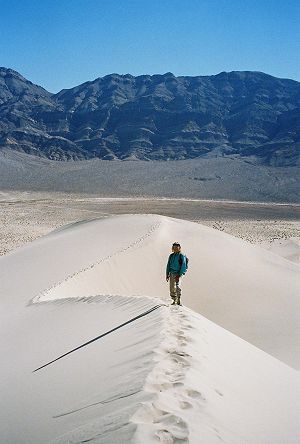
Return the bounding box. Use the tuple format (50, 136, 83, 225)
(1, 191, 299, 260)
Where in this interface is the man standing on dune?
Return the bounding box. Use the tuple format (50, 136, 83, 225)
(166, 242, 188, 305)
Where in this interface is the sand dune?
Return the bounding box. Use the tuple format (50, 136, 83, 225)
(32, 214, 300, 368)
(259, 237, 300, 264)
(1, 214, 299, 443)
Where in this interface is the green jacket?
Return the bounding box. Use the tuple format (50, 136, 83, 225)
(166, 252, 187, 277)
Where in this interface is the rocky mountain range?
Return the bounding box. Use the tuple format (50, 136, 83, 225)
(0, 67, 299, 166)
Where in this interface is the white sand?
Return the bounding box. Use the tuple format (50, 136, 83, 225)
(259, 237, 300, 264)
(1, 214, 299, 443)
(34, 214, 300, 368)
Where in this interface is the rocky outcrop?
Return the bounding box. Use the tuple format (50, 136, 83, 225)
(0, 68, 299, 165)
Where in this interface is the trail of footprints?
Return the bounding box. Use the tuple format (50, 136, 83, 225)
(138, 306, 205, 443)
(32, 221, 161, 303)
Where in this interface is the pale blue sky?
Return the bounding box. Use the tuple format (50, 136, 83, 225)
(0, 0, 299, 92)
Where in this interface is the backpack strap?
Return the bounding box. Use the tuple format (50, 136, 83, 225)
(178, 253, 183, 266)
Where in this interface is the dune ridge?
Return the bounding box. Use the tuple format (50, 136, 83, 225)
(0, 214, 299, 443)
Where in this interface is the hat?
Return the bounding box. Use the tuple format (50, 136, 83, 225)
(172, 242, 181, 247)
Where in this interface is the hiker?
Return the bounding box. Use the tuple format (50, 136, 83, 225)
(166, 242, 188, 305)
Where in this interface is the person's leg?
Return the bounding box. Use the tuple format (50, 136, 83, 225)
(169, 274, 177, 304)
(175, 278, 182, 305)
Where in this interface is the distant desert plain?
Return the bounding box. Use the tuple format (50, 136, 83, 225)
(1, 149, 299, 261)
(1, 191, 299, 264)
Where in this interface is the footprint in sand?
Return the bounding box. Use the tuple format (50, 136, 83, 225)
(151, 379, 185, 391)
(155, 414, 189, 442)
(150, 382, 177, 391)
(168, 371, 185, 382)
(176, 334, 193, 345)
(181, 324, 194, 331)
(173, 382, 184, 388)
(167, 349, 191, 359)
(155, 429, 174, 443)
(179, 400, 193, 409)
(170, 354, 190, 368)
(175, 333, 186, 340)
(176, 351, 191, 358)
(185, 389, 206, 401)
(152, 404, 169, 418)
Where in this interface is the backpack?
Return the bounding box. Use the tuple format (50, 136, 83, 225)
(178, 253, 189, 270)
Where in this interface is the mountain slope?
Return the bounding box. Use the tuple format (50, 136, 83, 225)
(0, 68, 300, 165)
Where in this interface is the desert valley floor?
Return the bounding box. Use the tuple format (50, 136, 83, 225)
(1, 191, 299, 258)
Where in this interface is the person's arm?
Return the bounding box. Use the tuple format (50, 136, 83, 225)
(166, 255, 171, 280)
